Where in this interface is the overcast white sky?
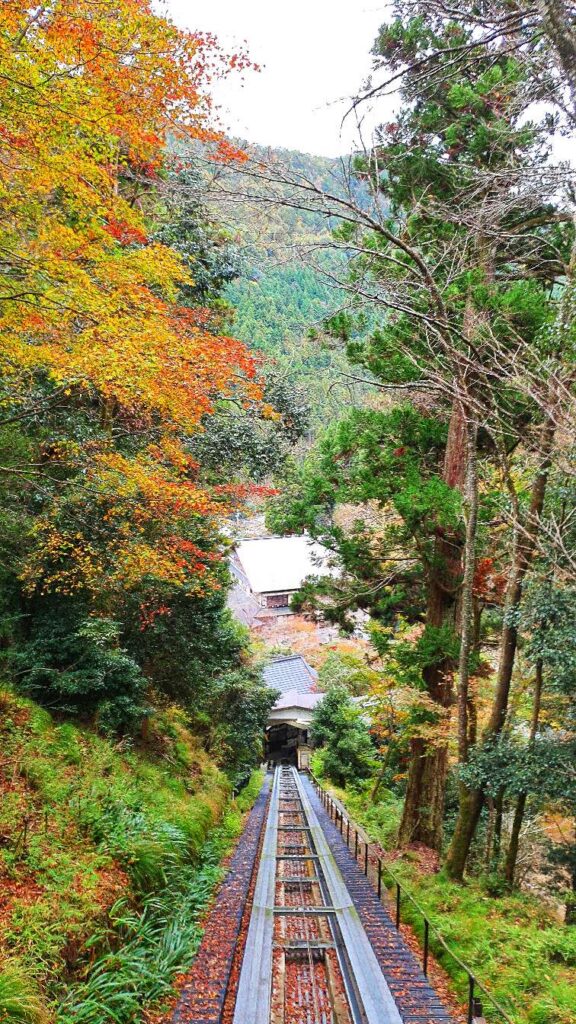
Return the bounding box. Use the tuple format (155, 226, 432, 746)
(165, 0, 387, 156)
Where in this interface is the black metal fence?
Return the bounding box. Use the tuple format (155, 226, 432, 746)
(310, 774, 516, 1024)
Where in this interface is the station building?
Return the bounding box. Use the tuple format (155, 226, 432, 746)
(263, 654, 324, 770)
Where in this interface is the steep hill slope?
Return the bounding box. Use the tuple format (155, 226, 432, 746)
(0, 685, 261, 1024)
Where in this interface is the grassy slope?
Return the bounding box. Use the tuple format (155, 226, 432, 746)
(312, 757, 576, 1024)
(0, 685, 262, 1023)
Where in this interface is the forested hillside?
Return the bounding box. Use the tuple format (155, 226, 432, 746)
(227, 264, 335, 352)
(219, 145, 369, 432)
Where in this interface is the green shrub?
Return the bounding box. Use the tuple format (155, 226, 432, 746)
(311, 686, 376, 787)
(10, 605, 147, 731)
(236, 770, 265, 813)
(0, 962, 48, 1024)
(57, 771, 264, 1024)
(0, 687, 264, 1023)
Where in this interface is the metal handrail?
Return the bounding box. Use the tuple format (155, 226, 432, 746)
(309, 773, 516, 1024)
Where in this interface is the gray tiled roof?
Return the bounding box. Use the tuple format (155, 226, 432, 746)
(263, 655, 318, 696)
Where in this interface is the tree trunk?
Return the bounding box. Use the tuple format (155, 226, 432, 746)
(446, 419, 555, 880)
(493, 787, 504, 864)
(565, 831, 576, 925)
(467, 690, 478, 748)
(504, 792, 527, 887)
(448, 416, 481, 865)
(398, 401, 467, 851)
(485, 797, 495, 870)
(370, 745, 394, 802)
(398, 736, 449, 848)
(447, 787, 482, 877)
(456, 418, 479, 766)
(503, 658, 544, 886)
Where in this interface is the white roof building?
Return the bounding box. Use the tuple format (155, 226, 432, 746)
(231, 535, 333, 609)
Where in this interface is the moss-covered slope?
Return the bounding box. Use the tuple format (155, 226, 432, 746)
(0, 686, 257, 1023)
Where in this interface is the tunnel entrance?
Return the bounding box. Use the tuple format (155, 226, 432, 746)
(265, 723, 310, 767)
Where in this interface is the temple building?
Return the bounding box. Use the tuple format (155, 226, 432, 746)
(231, 535, 332, 610)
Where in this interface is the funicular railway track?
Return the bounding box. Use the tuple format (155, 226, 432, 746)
(232, 766, 404, 1024)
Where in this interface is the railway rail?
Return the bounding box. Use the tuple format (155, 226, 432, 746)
(232, 766, 404, 1024)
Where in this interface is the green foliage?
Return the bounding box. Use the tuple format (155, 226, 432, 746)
(311, 687, 376, 787)
(121, 585, 245, 708)
(387, 624, 460, 691)
(318, 650, 378, 696)
(7, 558, 269, 772)
(189, 370, 311, 482)
(459, 736, 576, 803)
(226, 263, 339, 353)
(195, 666, 277, 782)
(155, 166, 239, 309)
(519, 582, 576, 697)
(267, 404, 456, 633)
(9, 603, 147, 731)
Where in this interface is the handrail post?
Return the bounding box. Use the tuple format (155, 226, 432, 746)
(346, 820, 350, 846)
(354, 830, 358, 860)
(423, 918, 429, 976)
(395, 883, 401, 929)
(467, 975, 475, 1024)
(364, 841, 368, 876)
(377, 858, 382, 899)
(339, 811, 344, 835)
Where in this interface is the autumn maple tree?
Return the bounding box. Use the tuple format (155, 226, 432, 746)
(0, 0, 258, 595)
